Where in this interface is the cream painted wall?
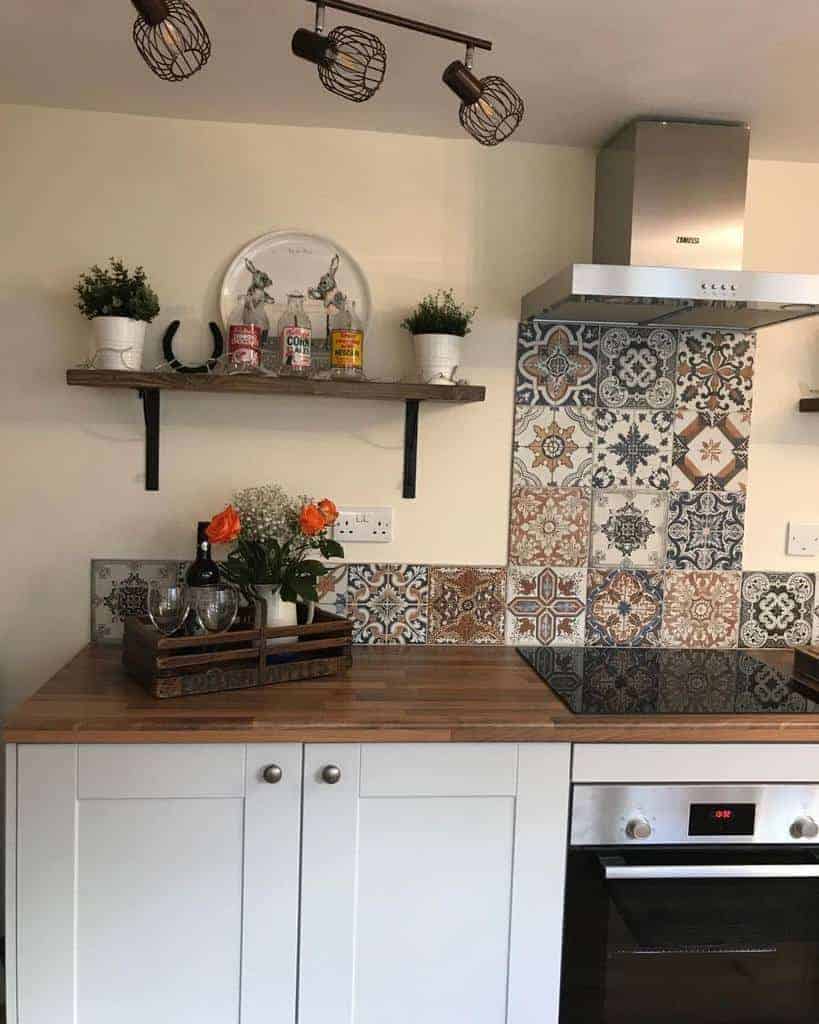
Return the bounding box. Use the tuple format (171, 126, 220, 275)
(3, 104, 819, 712)
(0, 103, 594, 709)
(742, 160, 819, 570)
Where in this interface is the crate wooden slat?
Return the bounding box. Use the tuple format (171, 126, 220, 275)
(123, 608, 353, 699)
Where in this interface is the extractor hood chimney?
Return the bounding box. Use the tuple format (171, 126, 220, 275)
(521, 119, 819, 330)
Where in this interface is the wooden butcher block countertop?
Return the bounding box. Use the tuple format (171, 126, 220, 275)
(4, 644, 816, 744)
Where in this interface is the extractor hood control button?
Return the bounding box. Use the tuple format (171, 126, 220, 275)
(790, 816, 819, 839)
(625, 817, 652, 840)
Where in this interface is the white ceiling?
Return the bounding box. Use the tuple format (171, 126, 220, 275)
(2, 0, 819, 160)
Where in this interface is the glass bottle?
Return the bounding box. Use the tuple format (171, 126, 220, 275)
(226, 294, 269, 374)
(330, 298, 365, 379)
(277, 293, 313, 377)
(184, 521, 220, 634)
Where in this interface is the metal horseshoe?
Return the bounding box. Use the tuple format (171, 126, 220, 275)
(161, 320, 224, 374)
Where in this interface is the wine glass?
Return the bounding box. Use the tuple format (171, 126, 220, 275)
(147, 582, 190, 636)
(195, 584, 240, 634)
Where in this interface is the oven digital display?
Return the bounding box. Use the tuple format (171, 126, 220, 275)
(688, 803, 756, 836)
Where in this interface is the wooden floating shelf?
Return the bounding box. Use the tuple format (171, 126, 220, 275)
(799, 398, 819, 412)
(66, 369, 486, 498)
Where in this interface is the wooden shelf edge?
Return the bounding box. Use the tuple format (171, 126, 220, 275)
(66, 369, 486, 404)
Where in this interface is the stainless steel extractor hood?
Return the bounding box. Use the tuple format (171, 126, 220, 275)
(521, 119, 819, 330)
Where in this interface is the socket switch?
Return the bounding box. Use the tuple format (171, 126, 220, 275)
(787, 522, 819, 556)
(334, 507, 393, 543)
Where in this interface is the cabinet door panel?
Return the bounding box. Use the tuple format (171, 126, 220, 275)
(11, 743, 301, 1024)
(355, 796, 515, 1024)
(300, 743, 570, 1024)
(77, 798, 244, 1024)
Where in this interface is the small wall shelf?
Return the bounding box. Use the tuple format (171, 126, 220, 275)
(66, 369, 486, 498)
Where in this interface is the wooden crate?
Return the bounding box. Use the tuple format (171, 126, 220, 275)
(123, 609, 353, 699)
(793, 645, 819, 687)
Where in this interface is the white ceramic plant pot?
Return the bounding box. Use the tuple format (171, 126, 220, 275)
(255, 584, 299, 646)
(413, 333, 462, 385)
(89, 316, 146, 371)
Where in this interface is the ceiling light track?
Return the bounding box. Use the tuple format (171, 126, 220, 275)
(292, 0, 524, 145)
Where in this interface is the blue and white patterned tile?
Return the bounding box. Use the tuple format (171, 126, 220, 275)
(590, 489, 668, 570)
(91, 558, 186, 643)
(516, 322, 599, 407)
(739, 571, 814, 648)
(593, 408, 673, 490)
(347, 564, 428, 644)
(585, 568, 664, 647)
(316, 563, 348, 617)
(676, 329, 756, 413)
(666, 491, 745, 571)
(597, 326, 678, 410)
(512, 405, 595, 489)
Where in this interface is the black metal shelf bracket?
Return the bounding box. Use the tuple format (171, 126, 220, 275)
(139, 388, 160, 491)
(403, 399, 420, 499)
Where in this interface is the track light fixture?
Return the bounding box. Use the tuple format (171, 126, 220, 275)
(131, 0, 211, 82)
(293, 0, 525, 144)
(292, 2, 387, 103)
(443, 46, 524, 147)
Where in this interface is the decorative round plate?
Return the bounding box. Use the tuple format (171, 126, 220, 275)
(220, 230, 372, 334)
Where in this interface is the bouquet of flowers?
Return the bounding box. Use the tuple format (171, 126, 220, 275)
(206, 484, 343, 605)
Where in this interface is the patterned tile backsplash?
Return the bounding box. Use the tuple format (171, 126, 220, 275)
(90, 321, 815, 653)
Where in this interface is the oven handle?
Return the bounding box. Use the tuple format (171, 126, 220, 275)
(600, 857, 819, 880)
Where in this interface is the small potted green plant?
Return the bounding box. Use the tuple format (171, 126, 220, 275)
(401, 289, 476, 385)
(75, 258, 160, 370)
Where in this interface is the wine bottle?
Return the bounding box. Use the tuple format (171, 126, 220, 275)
(185, 522, 220, 634)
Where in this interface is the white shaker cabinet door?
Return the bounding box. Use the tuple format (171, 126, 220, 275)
(298, 743, 570, 1024)
(9, 743, 302, 1024)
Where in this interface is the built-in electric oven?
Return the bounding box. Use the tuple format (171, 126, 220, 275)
(562, 785, 819, 1023)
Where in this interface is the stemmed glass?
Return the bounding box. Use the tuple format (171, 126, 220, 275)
(147, 582, 191, 636)
(194, 584, 240, 634)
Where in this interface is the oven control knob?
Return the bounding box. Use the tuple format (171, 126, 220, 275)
(625, 816, 652, 840)
(790, 815, 819, 839)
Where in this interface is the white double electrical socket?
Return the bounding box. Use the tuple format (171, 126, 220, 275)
(334, 507, 393, 543)
(787, 522, 819, 556)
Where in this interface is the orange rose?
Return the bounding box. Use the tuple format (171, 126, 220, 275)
(317, 498, 338, 526)
(206, 505, 241, 544)
(299, 503, 326, 536)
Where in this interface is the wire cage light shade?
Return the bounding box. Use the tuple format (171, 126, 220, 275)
(132, 0, 211, 82)
(443, 60, 524, 146)
(292, 24, 386, 103)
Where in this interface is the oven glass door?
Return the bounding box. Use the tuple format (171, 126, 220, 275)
(562, 846, 819, 1024)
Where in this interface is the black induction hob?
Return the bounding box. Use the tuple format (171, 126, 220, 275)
(517, 647, 819, 715)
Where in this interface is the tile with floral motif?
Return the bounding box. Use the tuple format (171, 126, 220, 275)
(671, 409, 750, 492)
(676, 329, 755, 413)
(512, 405, 595, 489)
(661, 570, 741, 648)
(91, 559, 186, 643)
(666, 491, 745, 570)
(516, 322, 598, 406)
(593, 408, 673, 490)
(590, 489, 667, 570)
(505, 565, 586, 646)
(347, 564, 428, 644)
(597, 325, 677, 410)
(585, 568, 664, 647)
(428, 566, 506, 644)
(317, 563, 348, 617)
(739, 571, 814, 648)
(509, 486, 591, 567)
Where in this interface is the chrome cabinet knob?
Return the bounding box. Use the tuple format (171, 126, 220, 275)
(262, 764, 283, 784)
(321, 764, 342, 785)
(790, 815, 819, 839)
(625, 816, 652, 840)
